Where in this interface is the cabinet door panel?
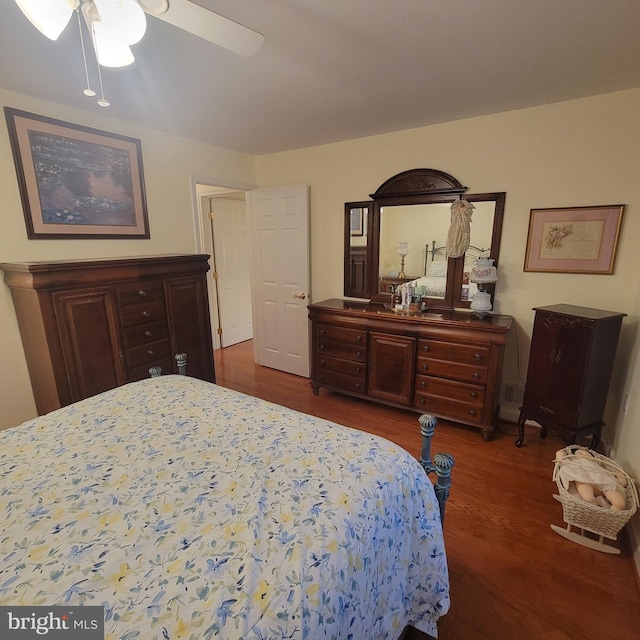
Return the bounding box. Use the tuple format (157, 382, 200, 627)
(165, 276, 215, 382)
(368, 332, 415, 405)
(526, 316, 589, 411)
(53, 288, 125, 403)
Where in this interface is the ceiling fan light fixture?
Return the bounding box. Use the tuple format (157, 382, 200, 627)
(14, 0, 76, 41)
(93, 0, 147, 45)
(137, 0, 169, 16)
(92, 26, 135, 67)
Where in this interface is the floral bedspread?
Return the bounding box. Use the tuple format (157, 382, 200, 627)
(0, 376, 449, 639)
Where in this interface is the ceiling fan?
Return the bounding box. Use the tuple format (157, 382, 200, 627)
(138, 0, 264, 58)
(15, 0, 264, 106)
(15, 0, 265, 60)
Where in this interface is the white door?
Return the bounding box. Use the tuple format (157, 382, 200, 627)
(210, 197, 253, 347)
(247, 184, 310, 377)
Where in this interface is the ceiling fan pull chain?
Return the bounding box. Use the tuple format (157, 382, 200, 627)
(89, 14, 110, 107)
(76, 7, 96, 98)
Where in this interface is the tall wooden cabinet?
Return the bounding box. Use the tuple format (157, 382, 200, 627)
(1, 254, 215, 416)
(516, 305, 625, 448)
(309, 299, 512, 439)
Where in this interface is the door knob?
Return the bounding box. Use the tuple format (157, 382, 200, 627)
(294, 293, 307, 299)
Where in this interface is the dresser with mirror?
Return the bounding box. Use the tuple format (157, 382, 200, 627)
(313, 168, 512, 439)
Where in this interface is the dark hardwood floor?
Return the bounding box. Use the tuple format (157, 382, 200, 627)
(214, 340, 640, 640)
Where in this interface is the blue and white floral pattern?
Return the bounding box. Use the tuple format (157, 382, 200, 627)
(0, 376, 449, 638)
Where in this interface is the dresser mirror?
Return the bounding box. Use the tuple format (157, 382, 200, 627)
(343, 168, 505, 310)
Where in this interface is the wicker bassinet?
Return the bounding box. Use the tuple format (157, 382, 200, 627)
(552, 446, 638, 540)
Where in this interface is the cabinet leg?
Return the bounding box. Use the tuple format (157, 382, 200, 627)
(311, 383, 320, 396)
(481, 429, 493, 442)
(591, 423, 603, 450)
(515, 412, 525, 447)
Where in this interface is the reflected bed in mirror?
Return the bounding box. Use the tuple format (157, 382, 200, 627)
(343, 168, 505, 310)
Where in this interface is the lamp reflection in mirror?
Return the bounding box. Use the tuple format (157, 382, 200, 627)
(397, 241, 409, 278)
(469, 256, 497, 318)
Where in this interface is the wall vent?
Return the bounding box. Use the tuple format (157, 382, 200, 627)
(503, 383, 525, 405)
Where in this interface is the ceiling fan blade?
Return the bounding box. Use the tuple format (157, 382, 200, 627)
(148, 0, 264, 57)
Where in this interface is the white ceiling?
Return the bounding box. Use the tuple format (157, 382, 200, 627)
(1, 0, 640, 156)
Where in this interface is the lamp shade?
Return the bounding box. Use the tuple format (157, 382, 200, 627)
(397, 241, 409, 257)
(92, 26, 135, 66)
(15, 0, 74, 40)
(93, 0, 147, 45)
(469, 256, 497, 284)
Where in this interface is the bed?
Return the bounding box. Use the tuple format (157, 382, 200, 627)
(400, 241, 489, 300)
(0, 375, 450, 639)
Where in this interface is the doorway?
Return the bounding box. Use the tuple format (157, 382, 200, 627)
(194, 180, 311, 377)
(198, 185, 253, 349)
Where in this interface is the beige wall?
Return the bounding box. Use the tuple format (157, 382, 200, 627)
(0, 87, 256, 428)
(254, 88, 640, 566)
(2, 84, 639, 569)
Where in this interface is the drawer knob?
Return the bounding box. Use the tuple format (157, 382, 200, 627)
(320, 359, 325, 366)
(469, 409, 477, 416)
(319, 329, 325, 335)
(422, 345, 430, 352)
(355, 383, 361, 389)
(320, 374, 325, 380)
(355, 366, 361, 373)
(470, 391, 478, 399)
(144, 330, 153, 337)
(147, 349, 155, 356)
(473, 372, 480, 380)
(319, 344, 325, 350)
(419, 398, 426, 405)
(420, 380, 426, 388)
(356, 335, 362, 342)
(138, 290, 147, 297)
(142, 311, 150, 318)
(422, 363, 428, 371)
(356, 351, 362, 357)
(475, 353, 482, 361)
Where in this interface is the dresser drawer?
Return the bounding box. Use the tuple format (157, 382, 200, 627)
(316, 353, 366, 379)
(128, 357, 174, 382)
(415, 374, 484, 404)
(416, 356, 488, 384)
(414, 392, 484, 424)
(315, 369, 367, 394)
(122, 321, 169, 349)
(125, 339, 171, 369)
(317, 323, 367, 346)
(317, 340, 367, 363)
(418, 339, 490, 367)
(119, 300, 168, 327)
(522, 395, 579, 430)
(116, 280, 165, 307)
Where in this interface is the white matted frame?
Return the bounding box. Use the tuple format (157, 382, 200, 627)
(524, 205, 624, 274)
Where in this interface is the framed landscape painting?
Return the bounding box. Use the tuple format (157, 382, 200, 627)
(4, 107, 149, 239)
(524, 205, 624, 274)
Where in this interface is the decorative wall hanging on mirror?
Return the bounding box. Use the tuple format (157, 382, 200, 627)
(343, 168, 505, 310)
(4, 107, 149, 239)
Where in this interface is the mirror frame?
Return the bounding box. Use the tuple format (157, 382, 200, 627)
(343, 168, 505, 309)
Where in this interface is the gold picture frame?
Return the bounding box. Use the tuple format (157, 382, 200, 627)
(524, 205, 624, 274)
(4, 107, 149, 239)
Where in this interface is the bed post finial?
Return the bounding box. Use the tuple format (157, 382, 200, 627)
(175, 353, 187, 375)
(434, 452, 455, 524)
(419, 413, 437, 474)
(149, 366, 162, 378)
